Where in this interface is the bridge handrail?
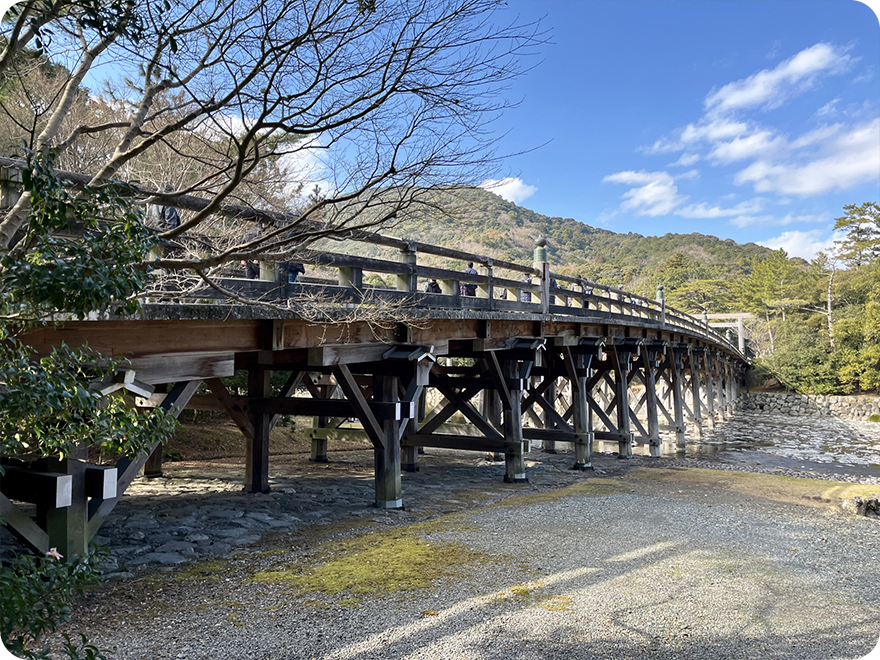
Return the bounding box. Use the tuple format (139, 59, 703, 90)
(162, 234, 741, 356)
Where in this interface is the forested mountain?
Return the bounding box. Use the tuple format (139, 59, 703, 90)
(366, 186, 773, 297)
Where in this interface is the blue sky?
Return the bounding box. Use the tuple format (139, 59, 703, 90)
(480, 0, 880, 260)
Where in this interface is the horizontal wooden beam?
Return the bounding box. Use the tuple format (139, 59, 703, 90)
(0, 467, 72, 508)
(403, 433, 521, 454)
(126, 352, 234, 384)
(85, 466, 117, 500)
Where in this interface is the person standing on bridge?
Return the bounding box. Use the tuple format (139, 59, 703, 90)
(241, 221, 267, 279)
(425, 278, 442, 293)
(145, 183, 181, 233)
(519, 274, 532, 303)
(460, 262, 478, 296)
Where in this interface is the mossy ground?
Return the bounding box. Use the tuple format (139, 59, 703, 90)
(248, 518, 495, 601)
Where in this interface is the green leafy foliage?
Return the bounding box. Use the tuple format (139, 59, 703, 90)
(0, 548, 107, 659)
(1, 149, 157, 321)
(834, 202, 880, 268)
(0, 151, 175, 657)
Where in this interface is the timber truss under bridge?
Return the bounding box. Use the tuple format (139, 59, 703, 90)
(2, 229, 748, 558)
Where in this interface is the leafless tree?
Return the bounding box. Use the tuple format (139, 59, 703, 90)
(0, 0, 543, 277)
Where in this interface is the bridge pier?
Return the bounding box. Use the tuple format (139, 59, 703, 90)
(373, 373, 403, 509)
(503, 356, 528, 483)
(612, 345, 634, 459)
(245, 366, 272, 494)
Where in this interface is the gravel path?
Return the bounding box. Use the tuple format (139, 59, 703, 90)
(55, 441, 880, 660)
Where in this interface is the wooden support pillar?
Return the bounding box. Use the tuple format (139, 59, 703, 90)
(612, 348, 633, 459)
(572, 357, 593, 470)
(727, 362, 737, 415)
(143, 444, 163, 477)
(143, 385, 166, 477)
(689, 351, 703, 438)
(310, 377, 333, 463)
(542, 377, 557, 454)
(643, 353, 661, 457)
(36, 444, 89, 557)
(403, 388, 426, 472)
(246, 366, 272, 493)
(671, 351, 687, 450)
(714, 354, 728, 422)
(503, 359, 527, 483)
(702, 350, 717, 429)
(374, 373, 402, 508)
(481, 383, 504, 461)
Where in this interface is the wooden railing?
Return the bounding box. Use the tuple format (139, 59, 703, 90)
(154, 230, 742, 357)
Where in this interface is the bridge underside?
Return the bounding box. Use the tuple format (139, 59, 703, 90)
(2, 307, 744, 557)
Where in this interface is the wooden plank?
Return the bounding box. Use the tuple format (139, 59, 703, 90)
(309, 344, 394, 367)
(403, 433, 521, 454)
(126, 352, 234, 384)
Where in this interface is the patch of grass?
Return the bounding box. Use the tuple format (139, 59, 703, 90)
(249, 533, 490, 597)
(538, 595, 572, 612)
(868, 414, 880, 423)
(174, 560, 231, 582)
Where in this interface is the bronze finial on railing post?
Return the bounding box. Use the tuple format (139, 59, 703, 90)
(533, 237, 549, 315)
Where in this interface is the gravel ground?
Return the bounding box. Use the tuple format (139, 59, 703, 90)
(53, 446, 880, 660)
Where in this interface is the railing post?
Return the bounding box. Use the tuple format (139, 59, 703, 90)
(1, 165, 22, 209)
(702, 309, 709, 334)
(338, 266, 363, 289)
(397, 243, 417, 293)
(478, 259, 493, 306)
(656, 284, 666, 326)
(259, 259, 283, 283)
(533, 237, 549, 315)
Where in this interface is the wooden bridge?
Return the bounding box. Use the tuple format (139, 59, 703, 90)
(1, 230, 748, 559)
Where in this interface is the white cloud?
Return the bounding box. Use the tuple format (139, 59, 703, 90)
(675, 198, 765, 219)
(708, 129, 786, 163)
(815, 98, 840, 118)
(734, 118, 880, 196)
(479, 177, 537, 204)
(602, 170, 687, 216)
(704, 43, 854, 115)
(758, 229, 836, 260)
(669, 153, 700, 167)
(727, 212, 829, 228)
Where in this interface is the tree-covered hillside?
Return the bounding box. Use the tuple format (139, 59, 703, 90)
(371, 186, 773, 296)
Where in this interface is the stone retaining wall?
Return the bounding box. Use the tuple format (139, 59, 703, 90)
(737, 392, 880, 420)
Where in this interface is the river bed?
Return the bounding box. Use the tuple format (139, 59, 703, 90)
(642, 411, 880, 479)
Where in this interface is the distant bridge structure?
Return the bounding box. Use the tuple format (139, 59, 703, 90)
(0, 176, 749, 559)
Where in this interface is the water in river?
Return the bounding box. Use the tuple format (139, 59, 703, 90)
(635, 412, 880, 479)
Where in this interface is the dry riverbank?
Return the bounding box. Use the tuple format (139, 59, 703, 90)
(55, 447, 880, 660)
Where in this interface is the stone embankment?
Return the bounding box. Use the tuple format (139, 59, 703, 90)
(738, 392, 880, 420)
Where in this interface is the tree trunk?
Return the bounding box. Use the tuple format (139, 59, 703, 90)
(827, 265, 836, 350)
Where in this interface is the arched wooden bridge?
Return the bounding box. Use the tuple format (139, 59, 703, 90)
(2, 231, 748, 559)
